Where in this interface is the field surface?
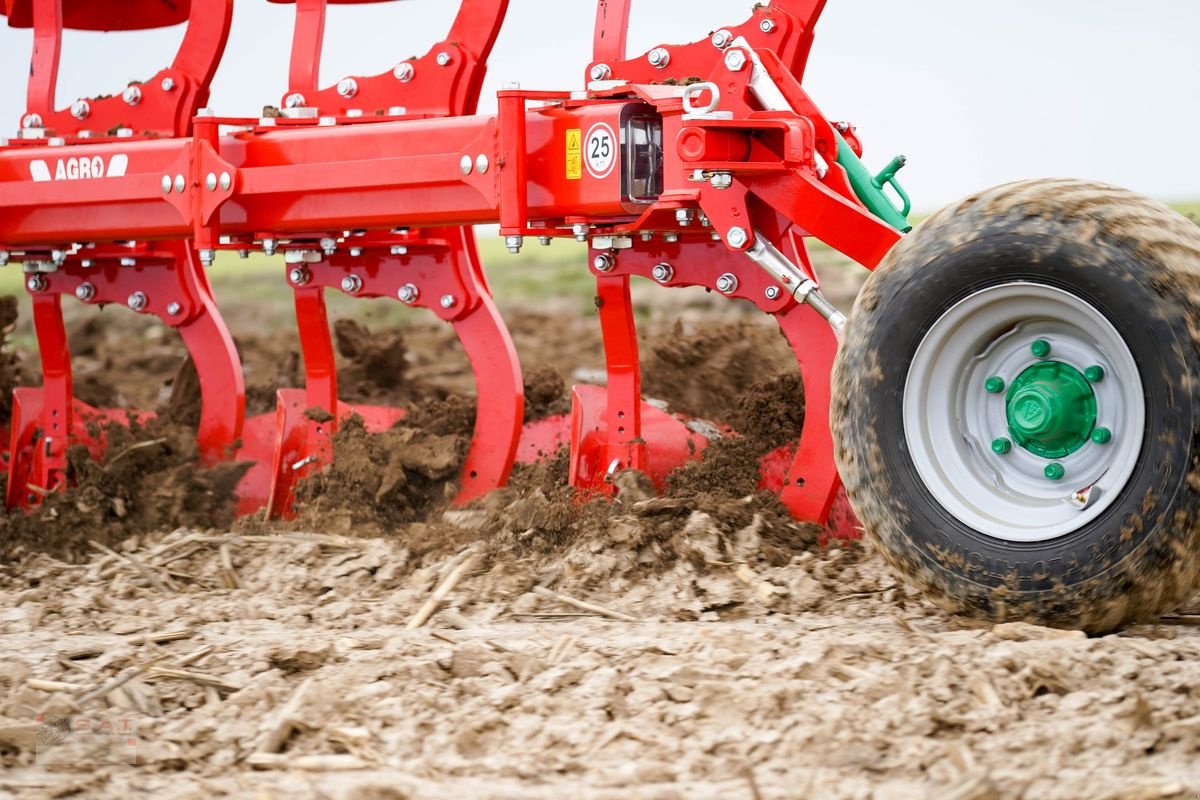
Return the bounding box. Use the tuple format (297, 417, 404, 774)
(1, 210, 1200, 799)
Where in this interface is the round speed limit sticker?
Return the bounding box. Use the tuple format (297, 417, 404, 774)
(584, 122, 617, 179)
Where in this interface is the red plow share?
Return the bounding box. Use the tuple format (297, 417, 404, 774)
(1, 0, 904, 532)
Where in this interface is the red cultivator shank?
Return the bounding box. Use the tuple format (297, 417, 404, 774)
(0, 0, 908, 532)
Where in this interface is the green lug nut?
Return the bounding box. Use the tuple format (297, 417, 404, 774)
(1031, 339, 1051, 358)
(1091, 427, 1112, 445)
(1084, 365, 1106, 383)
(991, 437, 1012, 454)
(985, 376, 1006, 394)
(1044, 463, 1066, 481)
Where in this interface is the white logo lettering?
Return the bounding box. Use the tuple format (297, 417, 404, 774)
(31, 155, 127, 183)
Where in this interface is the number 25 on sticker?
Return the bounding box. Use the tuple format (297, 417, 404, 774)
(584, 123, 616, 179)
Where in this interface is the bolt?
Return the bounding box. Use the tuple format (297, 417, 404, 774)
(219, 172, 232, 191)
(1091, 427, 1112, 445)
(120, 257, 137, 267)
(991, 437, 1012, 455)
(440, 294, 457, 309)
(263, 238, 277, 256)
(1084, 365, 1105, 383)
(398, 283, 419, 304)
(26, 275, 47, 292)
(589, 63, 611, 81)
(341, 274, 362, 294)
(760, 18, 776, 33)
(205, 173, 218, 192)
(127, 291, 148, 311)
(1043, 463, 1065, 481)
(70, 99, 90, 120)
(985, 376, 1006, 394)
(161, 175, 173, 194)
(765, 285, 781, 300)
(390, 245, 408, 256)
(336, 78, 358, 98)
(284, 93, 306, 109)
(475, 154, 490, 174)
(174, 174, 186, 193)
(199, 249, 215, 267)
(75, 282, 95, 302)
(651, 263, 673, 283)
(161, 77, 176, 92)
(716, 273, 739, 294)
(593, 254, 615, 273)
(648, 48, 670, 68)
(538, 236, 552, 246)
(724, 49, 747, 72)
(394, 62, 415, 82)
(1031, 339, 1051, 358)
(459, 154, 473, 175)
(640, 231, 654, 242)
(505, 235, 523, 254)
(320, 237, 337, 255)
(664, 233, 679, 243)
(288, 266, 309, 286)
(0, 251, 10, 266)
(166, 302, 182, 316)
(675, 209, 694, 226)
(22, 113, 43, 129)
(122, 85, 142, 106)
(835, 121, 850, 133)
(711, 29, 733, 48)
(349, 247, 363, 258)
(709, 172, 733, 189)
(238, 250, 249, 259)
(726, 227, 748, 248)
(436, 51, 452, 67)
(573, 223, 589, 242)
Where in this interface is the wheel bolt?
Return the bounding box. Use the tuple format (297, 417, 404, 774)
(1091, 427, 1112, 445)
(1044, 463, 1065, 481)
(991, 437, 1012, 455)
(1031, 339, 1051, 358)
(984, 376, 1005, 394)
(1084, 365, 1105, 383)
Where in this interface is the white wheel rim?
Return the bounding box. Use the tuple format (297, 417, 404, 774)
(903, 282, 1145, 543)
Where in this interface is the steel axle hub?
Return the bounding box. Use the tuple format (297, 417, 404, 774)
(1004, 360, 1097, 459)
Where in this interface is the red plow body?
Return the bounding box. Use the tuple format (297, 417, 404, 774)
(0, 0, 909, 538)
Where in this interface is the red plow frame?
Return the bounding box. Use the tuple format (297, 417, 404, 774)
(0, 0, 909, 534)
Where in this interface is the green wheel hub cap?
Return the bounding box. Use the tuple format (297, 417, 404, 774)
(1005, 361, 1097, 458)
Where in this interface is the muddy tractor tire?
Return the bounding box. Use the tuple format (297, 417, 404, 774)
(832, 179, 1200, 632)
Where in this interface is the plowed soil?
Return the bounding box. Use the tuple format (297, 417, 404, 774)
(1, 288, 1199, 799)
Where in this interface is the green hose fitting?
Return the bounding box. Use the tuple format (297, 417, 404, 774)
(834, 132, 912, 233)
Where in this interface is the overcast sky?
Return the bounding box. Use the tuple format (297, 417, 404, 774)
(1, 0, 1196, 208)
